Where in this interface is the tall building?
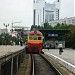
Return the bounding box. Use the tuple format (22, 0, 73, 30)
(54, 0, 60, 20)
(45, 3, 56, 22)
(33, 0, 60, 26)
(74, 0, 75, 16)
(33, 0, 45, 26)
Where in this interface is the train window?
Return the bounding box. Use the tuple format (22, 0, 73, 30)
(33, 37, 37, 40)
(29, 36, 37, 40)
(38, 37, 41, 40)
(29, 36, 33, 40)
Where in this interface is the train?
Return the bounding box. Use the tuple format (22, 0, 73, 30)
(26, 29, 43, 53)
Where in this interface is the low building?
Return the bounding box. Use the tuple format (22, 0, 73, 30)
(0, 29, 8, 34)
(48, 17, 75, 26)
(12, 26, 30, 38)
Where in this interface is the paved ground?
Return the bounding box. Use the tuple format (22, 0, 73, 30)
(43, 48, 75, 66)
(0, 45, 25, 58)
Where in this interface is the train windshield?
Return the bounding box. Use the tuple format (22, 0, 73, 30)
(29, 36, 37, 40)
(29, 36, 42, 40)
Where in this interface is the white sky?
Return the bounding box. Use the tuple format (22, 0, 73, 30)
(0, 0, 74, 30)
(60, 0, 74, 19)
(0, 0, 33, 29)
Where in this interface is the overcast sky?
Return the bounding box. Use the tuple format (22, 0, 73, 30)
(0, 0, 74, 30)
(60, 0, 74, 19)
(0, 0, 33, 29)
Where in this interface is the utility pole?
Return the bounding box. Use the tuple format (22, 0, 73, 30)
(11, 22, 13, 32)
(3, 23, 9, 45)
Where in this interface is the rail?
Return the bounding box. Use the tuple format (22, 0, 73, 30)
(31, 53, 62, 75)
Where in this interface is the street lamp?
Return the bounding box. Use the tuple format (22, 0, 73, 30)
(3, 23, 9, 34)
(3, 23, 9, 45)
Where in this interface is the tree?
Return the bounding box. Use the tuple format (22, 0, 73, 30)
(53, 23, 69, 29)
(44, 22, 52, 29)
(31, 25, 38, 30)
(53, 23, 60, 29)
(65, 25, 75, 48)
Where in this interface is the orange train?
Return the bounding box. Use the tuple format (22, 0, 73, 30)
(27, 29, 43, 53)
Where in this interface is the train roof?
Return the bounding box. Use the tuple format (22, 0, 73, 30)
(28, 29, 43, 36)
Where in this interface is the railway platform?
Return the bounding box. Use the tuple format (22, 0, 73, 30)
(43, 48, 75, 74)
(0, 45, 26, 75)
(0, 45, 25, 58)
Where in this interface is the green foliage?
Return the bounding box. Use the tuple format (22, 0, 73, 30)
(22, 36, 27, 42)
(65, 25, 75, 48)
(31, 25, 38, 30)
(53, 23, 69, 29)
(31, 22, 70, 30)
(31, 22, 53, 30)
(44, 22, 52, 29)
(53, 23, 60, 29)
(0, 38, 2, 45)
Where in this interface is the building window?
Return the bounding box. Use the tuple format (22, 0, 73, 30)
(57, 0, 59, 2)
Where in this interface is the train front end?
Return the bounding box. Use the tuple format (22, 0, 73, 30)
(27, 30, 43, 53)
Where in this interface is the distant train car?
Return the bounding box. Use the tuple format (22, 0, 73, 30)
(27, 29, 43, 53)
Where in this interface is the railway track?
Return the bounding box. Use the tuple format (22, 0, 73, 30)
(31, 54, 62, 75)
